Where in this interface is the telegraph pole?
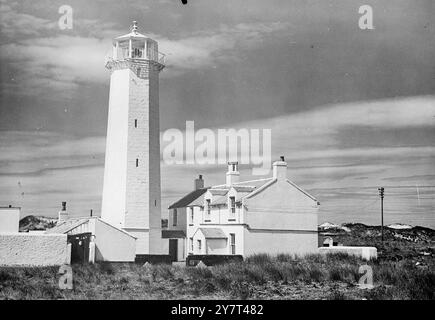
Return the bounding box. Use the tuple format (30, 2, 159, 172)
(378, 187, 385, 243)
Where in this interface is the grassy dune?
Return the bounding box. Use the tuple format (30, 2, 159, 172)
(0, 252, 433, 300)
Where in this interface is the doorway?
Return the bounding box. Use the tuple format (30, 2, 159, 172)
(67, 232, 91, 263)
(169, 239, 178, 262)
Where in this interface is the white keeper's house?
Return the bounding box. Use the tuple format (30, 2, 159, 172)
(166, 157, 320, 261)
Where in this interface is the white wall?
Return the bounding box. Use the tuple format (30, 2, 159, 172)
(244, 179, 318, 231)
(206, 239, 228, 254)
(319, 246, 378, 261)
(0, 233, 68, 266)
(94, 219, 136, 262)
(0, 207, 20, 233)
(244, 229, 318, 256)
(102, 61, 162, 256)
(101, 68, 130, 229)
(168, 207, 187, 231)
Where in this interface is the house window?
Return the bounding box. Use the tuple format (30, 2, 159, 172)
(172, 209, 177, 226)
(134, 119, 138, 128)
(189, 208, 194, 225)
(205, 199, 211, 222)
(230, 233, 236, 254)
(197, 240, 202, 252)
(230, 196, 236, 215)
(190, 238, 193, 252)
(136, 158, 139, 167)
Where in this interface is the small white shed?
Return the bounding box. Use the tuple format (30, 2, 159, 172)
(46, 217, 137, 262)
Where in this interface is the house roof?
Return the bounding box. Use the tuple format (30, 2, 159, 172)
(187, 193, 206, 207)
(162, 230, 186, 239)
(197, 228, 227, 239)
(208, 189, 228, 196)
(168, 188, 208, 209)
(211, 196, 228, 206)
(232, 186, 256, 192)
(45, 218, 90, 234)
(46, 217, 136, 239)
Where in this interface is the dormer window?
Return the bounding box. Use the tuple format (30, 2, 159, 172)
(206, 199, 211, 217)
(189, 207, 194, 225)
(230, 196, 236, 215)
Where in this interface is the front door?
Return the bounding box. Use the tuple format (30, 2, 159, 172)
(67, 233, 91, 263)
(169, 239, 178, 262)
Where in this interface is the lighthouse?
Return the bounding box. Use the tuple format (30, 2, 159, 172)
(101, 22, 165, 255)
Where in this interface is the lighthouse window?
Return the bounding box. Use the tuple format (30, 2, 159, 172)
(133, 48, 142, 58)
(136, 158, 139, 167)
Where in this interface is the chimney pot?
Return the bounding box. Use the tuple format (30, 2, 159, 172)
(273, 157, 287, 180)
(58, 202, 68, 224)
(194, 175, 205, 190)
(226, 161, 240, 186)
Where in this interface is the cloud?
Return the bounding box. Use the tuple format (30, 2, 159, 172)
(156, 22, 290, 74)
(0, 14, 291, 97)
(0, 95, 434, 225)
(0, 0, 57, 38)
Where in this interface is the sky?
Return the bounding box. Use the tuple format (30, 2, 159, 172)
(0, 0, 434, 228)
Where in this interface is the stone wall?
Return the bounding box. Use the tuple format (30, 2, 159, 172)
(0, 233, 68, 266)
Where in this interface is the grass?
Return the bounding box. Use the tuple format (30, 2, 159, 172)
(0, 251, 433, 300)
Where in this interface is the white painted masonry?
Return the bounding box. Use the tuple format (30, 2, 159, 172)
(47, 217, 136, 262)
(101, 23, 165, 255)
(0, 233, 68, 266)
(318, 246, 378, 261)
(0, 207, 20, 233)
(168, 158, 320, 260)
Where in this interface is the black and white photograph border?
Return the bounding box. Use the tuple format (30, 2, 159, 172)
(0, 0, 434, 303)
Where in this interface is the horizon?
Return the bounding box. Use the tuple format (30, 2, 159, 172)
(0, 0, 434, 229)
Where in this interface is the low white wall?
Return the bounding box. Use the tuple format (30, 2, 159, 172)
(0, 233, 69, 266)
(318, 246, 378, 261)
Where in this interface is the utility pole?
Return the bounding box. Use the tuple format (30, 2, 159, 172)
(378, 187, 385, 243)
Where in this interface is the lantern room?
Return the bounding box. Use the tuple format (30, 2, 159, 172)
(110, 21, 165, 66)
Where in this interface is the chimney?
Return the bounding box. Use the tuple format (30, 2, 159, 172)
(226, 161, 240, 186)
(273, 156, 287, 180)
(58, 201, 68, 224)
(194, 175, 204, 190)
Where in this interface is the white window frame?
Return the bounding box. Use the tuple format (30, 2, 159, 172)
(206, 199, 211, 220)
(230, 233, 236, 254)
(172, 208, 177, 226)
(189, 207, 194, 225)
(229, 196, 236, 216)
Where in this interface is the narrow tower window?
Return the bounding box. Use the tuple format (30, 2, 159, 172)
(136, 158, 139, 167)
(134, 119, 138, 128)
(136, 67, 141, 77)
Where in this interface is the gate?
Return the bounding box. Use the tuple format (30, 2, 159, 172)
(67, 232, 92, 264)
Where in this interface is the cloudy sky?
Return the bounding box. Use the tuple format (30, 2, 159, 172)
(0, 0, 434, 227)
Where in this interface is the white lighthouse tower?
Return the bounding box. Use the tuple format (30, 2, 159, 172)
(101, 22, 165, 255)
